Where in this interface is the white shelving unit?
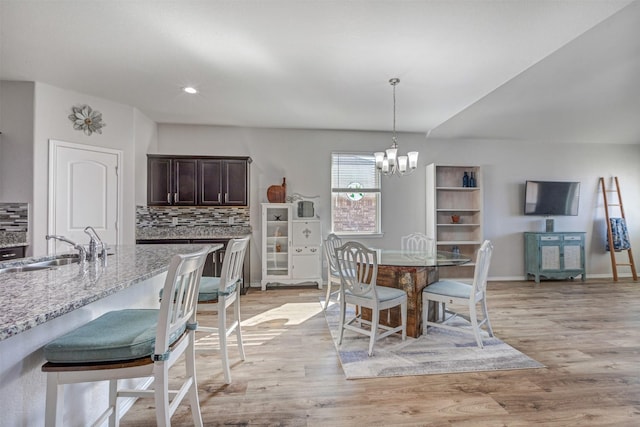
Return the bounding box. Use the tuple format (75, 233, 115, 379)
(426, 164, 483, 279)
(261, 203, 322, 290)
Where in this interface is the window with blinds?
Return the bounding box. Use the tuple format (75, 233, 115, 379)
(331, 152, 381, 235)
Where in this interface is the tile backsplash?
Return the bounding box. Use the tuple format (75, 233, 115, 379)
(0, 203, 28, 232)
(137, 205, 250, 228)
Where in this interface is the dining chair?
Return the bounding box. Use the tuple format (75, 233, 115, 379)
(41, 246, 211, 427)
(196, 235, 250, 384)
(322, 233, 343, 310)
(422, 240, 494, 348)
(401, 232, 435, 255)
(335, 241, 407, 356)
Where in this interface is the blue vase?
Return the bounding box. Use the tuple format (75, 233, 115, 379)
(462, 172, 469, 187)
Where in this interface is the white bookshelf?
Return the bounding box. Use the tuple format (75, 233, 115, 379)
(426, 164, 483, 279)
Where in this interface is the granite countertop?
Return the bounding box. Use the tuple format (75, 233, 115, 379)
(0, 243, 222, 342)
(136, 225, 252, 240)
(0, 231, 28, 249)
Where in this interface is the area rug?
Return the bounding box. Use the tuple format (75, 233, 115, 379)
(323, 301, 544, 379)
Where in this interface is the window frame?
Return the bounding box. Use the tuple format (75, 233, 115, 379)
(330, 152, 382, 236)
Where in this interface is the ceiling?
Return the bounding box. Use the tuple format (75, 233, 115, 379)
(1, 0, 639, 144)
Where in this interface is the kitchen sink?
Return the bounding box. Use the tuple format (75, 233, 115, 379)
(0, 265, 53, 273)
(0, 255, 81, 274)
(30, 255, 81, 267)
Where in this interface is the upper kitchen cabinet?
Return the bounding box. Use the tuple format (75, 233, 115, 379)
(147, 156, 197, 205)
(147, 155, 251, 206)
(199, 158, 249, 206)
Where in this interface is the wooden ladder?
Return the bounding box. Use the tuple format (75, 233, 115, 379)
(600, 177, 637, 281)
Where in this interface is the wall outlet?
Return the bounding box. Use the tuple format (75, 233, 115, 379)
(172, 217, 178, 226)
(228, 217, 234, 225)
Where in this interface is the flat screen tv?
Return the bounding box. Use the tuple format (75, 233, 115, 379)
(524, 180, 580, 216)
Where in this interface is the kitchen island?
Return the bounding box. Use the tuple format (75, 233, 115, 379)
(0, 243, 221, 426)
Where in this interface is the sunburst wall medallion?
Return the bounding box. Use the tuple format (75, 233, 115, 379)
(68, 105, 106, 136)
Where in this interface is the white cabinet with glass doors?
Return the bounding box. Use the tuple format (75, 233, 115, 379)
(261, 203, 322, 290)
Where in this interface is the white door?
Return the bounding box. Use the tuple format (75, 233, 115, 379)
(48, 140, 121, 253)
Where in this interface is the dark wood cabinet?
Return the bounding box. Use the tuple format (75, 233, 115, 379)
(224, 159, 249, 206)
(198, 158, 249, 206)
(147, 158, 172, 205)
(173, 159, 198, 205)
(147, 157, 198, 206)
(0, 246, 26, 261)
(147, 155, 250, 206)
(199, 159, 223, 205)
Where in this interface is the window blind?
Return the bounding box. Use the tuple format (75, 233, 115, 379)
(331, 152, 379, 192)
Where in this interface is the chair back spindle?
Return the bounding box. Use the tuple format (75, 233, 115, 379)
(324, 234, 343, 276)
(401, 232, 435, 255)
(219, 237, 250, 294)
(472, 240, 493, 298)
(322, 233, 343, 310)
(335, 242, 378, 298)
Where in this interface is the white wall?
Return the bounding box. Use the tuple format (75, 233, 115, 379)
(156, 124, 640, 283)
(0, 82, 35, 242)
(134, 109, 159, 207)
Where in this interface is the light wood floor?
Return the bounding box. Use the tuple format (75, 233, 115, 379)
(121, 279, 640, 426)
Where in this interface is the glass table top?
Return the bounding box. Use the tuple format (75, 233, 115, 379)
(371, 249, 471, 267)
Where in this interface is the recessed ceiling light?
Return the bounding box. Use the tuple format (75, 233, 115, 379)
(183, 86, 197, 94)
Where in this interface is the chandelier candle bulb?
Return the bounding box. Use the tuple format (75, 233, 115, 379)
(398, 156, 408, 172)
(408, 152, 419, 169)
(374, 152, 384, 169)
(386, 146, 398, 167)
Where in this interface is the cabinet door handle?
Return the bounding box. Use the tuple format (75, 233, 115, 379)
(310, 248, 317, 253)
(1, 253, 16, 258)
(167, 193, 171, 204)
(218, 193, 222, 203)
(174, 193, 178, 203)
(296, 248, 302, 253)
(225, 193, 228, 203)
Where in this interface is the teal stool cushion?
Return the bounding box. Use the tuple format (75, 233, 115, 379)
(344, 285, 405, 302)
(198, 277, 237, 302)
(159, 277, 237, 303)
(424, 280, 472, 299)
(375, 285, 407, 302)
(43, 309, 185, 364)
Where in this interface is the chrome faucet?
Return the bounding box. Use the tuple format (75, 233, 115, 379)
(84, 226, 107, 264)
(45, 235, 87, 263)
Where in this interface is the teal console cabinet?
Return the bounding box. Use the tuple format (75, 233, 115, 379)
(524, 232, 586, 283)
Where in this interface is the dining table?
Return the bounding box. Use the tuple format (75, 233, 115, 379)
(361, 249, 471, 338)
